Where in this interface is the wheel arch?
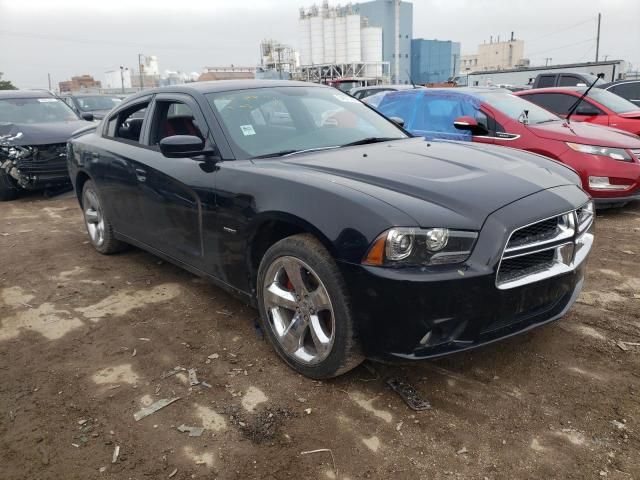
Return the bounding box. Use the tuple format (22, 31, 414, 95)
(246, 212, 338, 294)
(74, 170, 92, 206)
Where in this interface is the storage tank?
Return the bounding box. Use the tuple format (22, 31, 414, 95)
(310, 15, 325, 65)
(334, 16, 347, 63)
(298, 16, 312, 66)
(346, 14, 361, 63)
(361, 26, 383, 77)
(323, 16, 336, 64)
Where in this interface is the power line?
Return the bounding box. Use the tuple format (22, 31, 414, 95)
(526, 38, 596, 59)
(527, 16, 596, 44)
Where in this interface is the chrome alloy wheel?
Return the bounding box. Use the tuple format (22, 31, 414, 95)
(83, 188, 105, 247)
(262, 256, 335, 365)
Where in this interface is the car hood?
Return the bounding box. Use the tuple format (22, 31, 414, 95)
(526, 120, 640, 147)
(283, 138, 581, 230)
(0, 120, 90, 146)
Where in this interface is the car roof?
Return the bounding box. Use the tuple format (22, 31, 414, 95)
(0, 89, 56, 99)
(59, 93, 120, 97)
(351, 84, 415, 92)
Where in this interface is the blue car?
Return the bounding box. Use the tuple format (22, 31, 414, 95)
(366, 88, 490, 142)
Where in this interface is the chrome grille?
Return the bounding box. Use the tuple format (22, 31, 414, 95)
(496, 204, 594, 290)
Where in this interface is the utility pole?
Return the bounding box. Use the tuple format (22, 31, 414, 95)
(138, 53, 145, 91)
(545, 57, 552, 66)
(47, 73, 52, 91)
(595, 13, 601, 62)
(120, 66, 126, 94)
(394, 0, 400, 83)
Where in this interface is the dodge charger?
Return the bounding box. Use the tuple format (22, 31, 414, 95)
(67, 80, 594, 379)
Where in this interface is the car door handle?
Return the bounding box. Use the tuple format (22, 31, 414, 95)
(90, 152, 100, 160)
(135, 168, 147, 182)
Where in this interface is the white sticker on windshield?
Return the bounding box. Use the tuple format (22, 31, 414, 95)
(240, 124, 256, 136)
(37, 98, 58, 103)
(333, 94, 359, 103)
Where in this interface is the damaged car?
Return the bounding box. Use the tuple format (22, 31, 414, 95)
(68, 81, 594, 379)
(0, 90, 92, 201)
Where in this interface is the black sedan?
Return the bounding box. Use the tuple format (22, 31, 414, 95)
(68, 80, 594, 379)
(59, 93, 124, 120)
(1, 90, 92, 201)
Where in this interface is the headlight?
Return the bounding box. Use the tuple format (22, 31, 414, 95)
(363, 227, 478, 267)
(566, 142, 632, 162)
(577, 200, 594, 233)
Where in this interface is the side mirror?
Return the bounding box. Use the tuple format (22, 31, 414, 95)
(81, 112, 94, 121)
(159, 135, 206, 158)
(389, 116, 405, 128)
(453, 116, 488, 135)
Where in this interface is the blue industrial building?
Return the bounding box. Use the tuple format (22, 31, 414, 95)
(411, 39, 461, 84)
(349, 0, 413, 84)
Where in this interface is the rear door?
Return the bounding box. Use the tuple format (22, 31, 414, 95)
(608, 82, 640, 107)
(92, 98, 151, 241)
(132, 92, 219, 270)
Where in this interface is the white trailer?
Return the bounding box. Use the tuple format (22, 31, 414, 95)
(459, 60, 627, 88)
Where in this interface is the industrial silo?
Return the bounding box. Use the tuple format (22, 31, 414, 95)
(323, 14, 336, 64)
(346, 14, 361, 63)
(298, 12, 312, 66)
(361, 25, 383, 77)
(310, 14, 325, 65)
(335, 15, 347, 63)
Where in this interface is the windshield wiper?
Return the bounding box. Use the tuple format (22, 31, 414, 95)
(340, 137, 405, 148)
(253, 146, 340, 159)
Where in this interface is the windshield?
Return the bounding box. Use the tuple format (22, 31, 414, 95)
(0, 97, 78, 124)
(75, 96, 123, 112)
(475, 91, 560, 124)
(206, 86, 407, 159)
(587, 88, 638, 114)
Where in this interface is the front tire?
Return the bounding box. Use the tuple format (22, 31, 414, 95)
(257, 234, 363, 379)
(81, 180, 125, 254)
(0, 170, 19, 201)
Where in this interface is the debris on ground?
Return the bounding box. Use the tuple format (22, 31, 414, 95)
(304, 408, 312, 415)
(224, 405, 295, 443)
(216, 310, 233, 316)
(457, 447, 468, 455)
(133, 398, 181, 421)
(300, 449, 338, 478)
(112, 445, 120, 463)
(386, 378, 432, 411)
(207, 353, 220, 360)
(617, 341, 630, 352)
(168, 468, 178, 478)
(131, 348, 137, 357)
(161, 366, 186, 379)
(188, 368, 200, 386)
(177, 424, 205, 437)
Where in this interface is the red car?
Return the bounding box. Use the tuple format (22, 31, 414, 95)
(371, 88, 640, 206)
(515, 87, 640, 136)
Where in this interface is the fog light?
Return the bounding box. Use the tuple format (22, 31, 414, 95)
(425, 228, 449, 251)
(588, 176, 628, 191)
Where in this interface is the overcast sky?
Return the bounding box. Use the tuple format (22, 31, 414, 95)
(1, 0, 639, 89)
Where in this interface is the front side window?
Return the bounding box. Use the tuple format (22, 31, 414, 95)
(0, 97, 78, 124)
(610, 82, 640, 102)
(149, 101, 205, 145)
(537, 75, 556, 88)
(207, 87, 406, 159)
(106, 102, 148, 144)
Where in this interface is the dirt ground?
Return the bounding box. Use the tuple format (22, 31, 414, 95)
(0, 192, 639, 480)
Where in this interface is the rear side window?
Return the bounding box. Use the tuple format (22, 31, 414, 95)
(559, 75, 581, 87)
(106, 102, 148, 144)
(536, 75, 556, 88)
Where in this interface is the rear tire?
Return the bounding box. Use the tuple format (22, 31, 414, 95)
(257, 234, 363, 379)
(81, 180, 126, 254)
(0, 170, 19, 201)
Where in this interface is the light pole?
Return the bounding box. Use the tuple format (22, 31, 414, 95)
(138, 53, 145, 91)
(119, 66, 128, 94)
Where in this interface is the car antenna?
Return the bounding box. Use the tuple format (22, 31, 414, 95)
(565, 73, 604, 124)
(406, 70, 417, 89)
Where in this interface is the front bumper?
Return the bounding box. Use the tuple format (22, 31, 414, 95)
(0, 143, 70, 190)
(339, 185, 592, 361)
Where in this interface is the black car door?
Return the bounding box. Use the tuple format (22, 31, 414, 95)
(132, 93, 219, 272)
(92, 97, 152, 241)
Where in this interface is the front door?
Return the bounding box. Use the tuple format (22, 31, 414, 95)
(133, 93, 219, 272)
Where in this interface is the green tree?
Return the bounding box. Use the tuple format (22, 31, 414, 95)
(0, 73, 18, 90)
